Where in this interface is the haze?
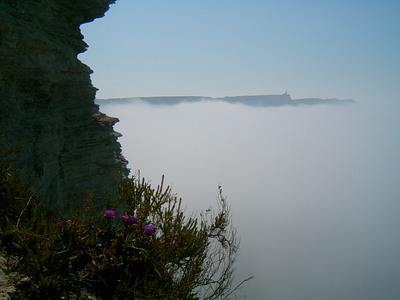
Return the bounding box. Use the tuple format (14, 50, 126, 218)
(98, 100, 400, 300)
(79, 0, 400, 298)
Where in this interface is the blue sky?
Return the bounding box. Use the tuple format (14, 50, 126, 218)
(80, 0, 400, 102)
(81, 3, 400, 298)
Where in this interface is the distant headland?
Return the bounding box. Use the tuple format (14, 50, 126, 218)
(97, 93, 356, 107)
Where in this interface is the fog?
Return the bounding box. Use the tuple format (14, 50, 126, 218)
(99, 100, 400, 300)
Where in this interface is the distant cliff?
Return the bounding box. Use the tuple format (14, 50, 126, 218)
(97, 94, 356, 107)
(0, 0, 128, 215)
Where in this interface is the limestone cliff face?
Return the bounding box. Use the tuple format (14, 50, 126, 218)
(0, 0, 128, 215)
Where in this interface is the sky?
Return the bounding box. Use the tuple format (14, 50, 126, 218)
(79, 0, 400, 103)
(79, 1, 400, 299)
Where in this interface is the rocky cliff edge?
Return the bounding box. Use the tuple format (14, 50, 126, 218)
(0, 0, 128, 215)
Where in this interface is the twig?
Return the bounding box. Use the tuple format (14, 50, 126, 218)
(16, 195, 34, 227)
(224, 276, 254, 299)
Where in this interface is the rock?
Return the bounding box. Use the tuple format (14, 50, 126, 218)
(0, 253, 19, 299)
(0, 0, 128, 216)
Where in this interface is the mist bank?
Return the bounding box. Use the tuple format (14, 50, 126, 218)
(96, 94, 355, 108)
(98, 100, 399, 300)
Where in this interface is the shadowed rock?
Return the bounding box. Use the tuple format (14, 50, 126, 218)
(0, 0, 128, 215)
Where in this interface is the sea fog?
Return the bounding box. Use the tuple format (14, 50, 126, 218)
(98, 99, 400, 300)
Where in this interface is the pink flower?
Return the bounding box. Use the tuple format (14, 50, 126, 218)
(121, 215, 137, 224)
(143, 225, 155, 236)
(103, 210, 117, 218)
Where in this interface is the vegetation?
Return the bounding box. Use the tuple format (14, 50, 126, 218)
(0, 164, 250, 299)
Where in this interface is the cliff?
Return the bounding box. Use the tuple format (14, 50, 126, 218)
(97, 94, 356, 107)
(0, 0, 128, 215)
(221, 94, 293, 106)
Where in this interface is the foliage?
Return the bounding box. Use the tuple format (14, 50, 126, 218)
(0, 166, 249, 299)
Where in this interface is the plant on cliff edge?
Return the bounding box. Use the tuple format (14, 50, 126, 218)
(0, 167, 250, 299)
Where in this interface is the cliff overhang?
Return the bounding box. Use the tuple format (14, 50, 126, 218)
(0, 0, 128, 215)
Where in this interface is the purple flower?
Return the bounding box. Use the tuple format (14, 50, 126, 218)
(103, 210, 117, 218)
(121, 215, 137, 224)
(143, 225, 155, 236)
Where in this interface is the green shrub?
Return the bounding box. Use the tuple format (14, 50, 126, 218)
(0, 168, 249, 299)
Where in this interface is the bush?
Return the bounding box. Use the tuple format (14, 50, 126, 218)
(0, 168, 249, 299)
